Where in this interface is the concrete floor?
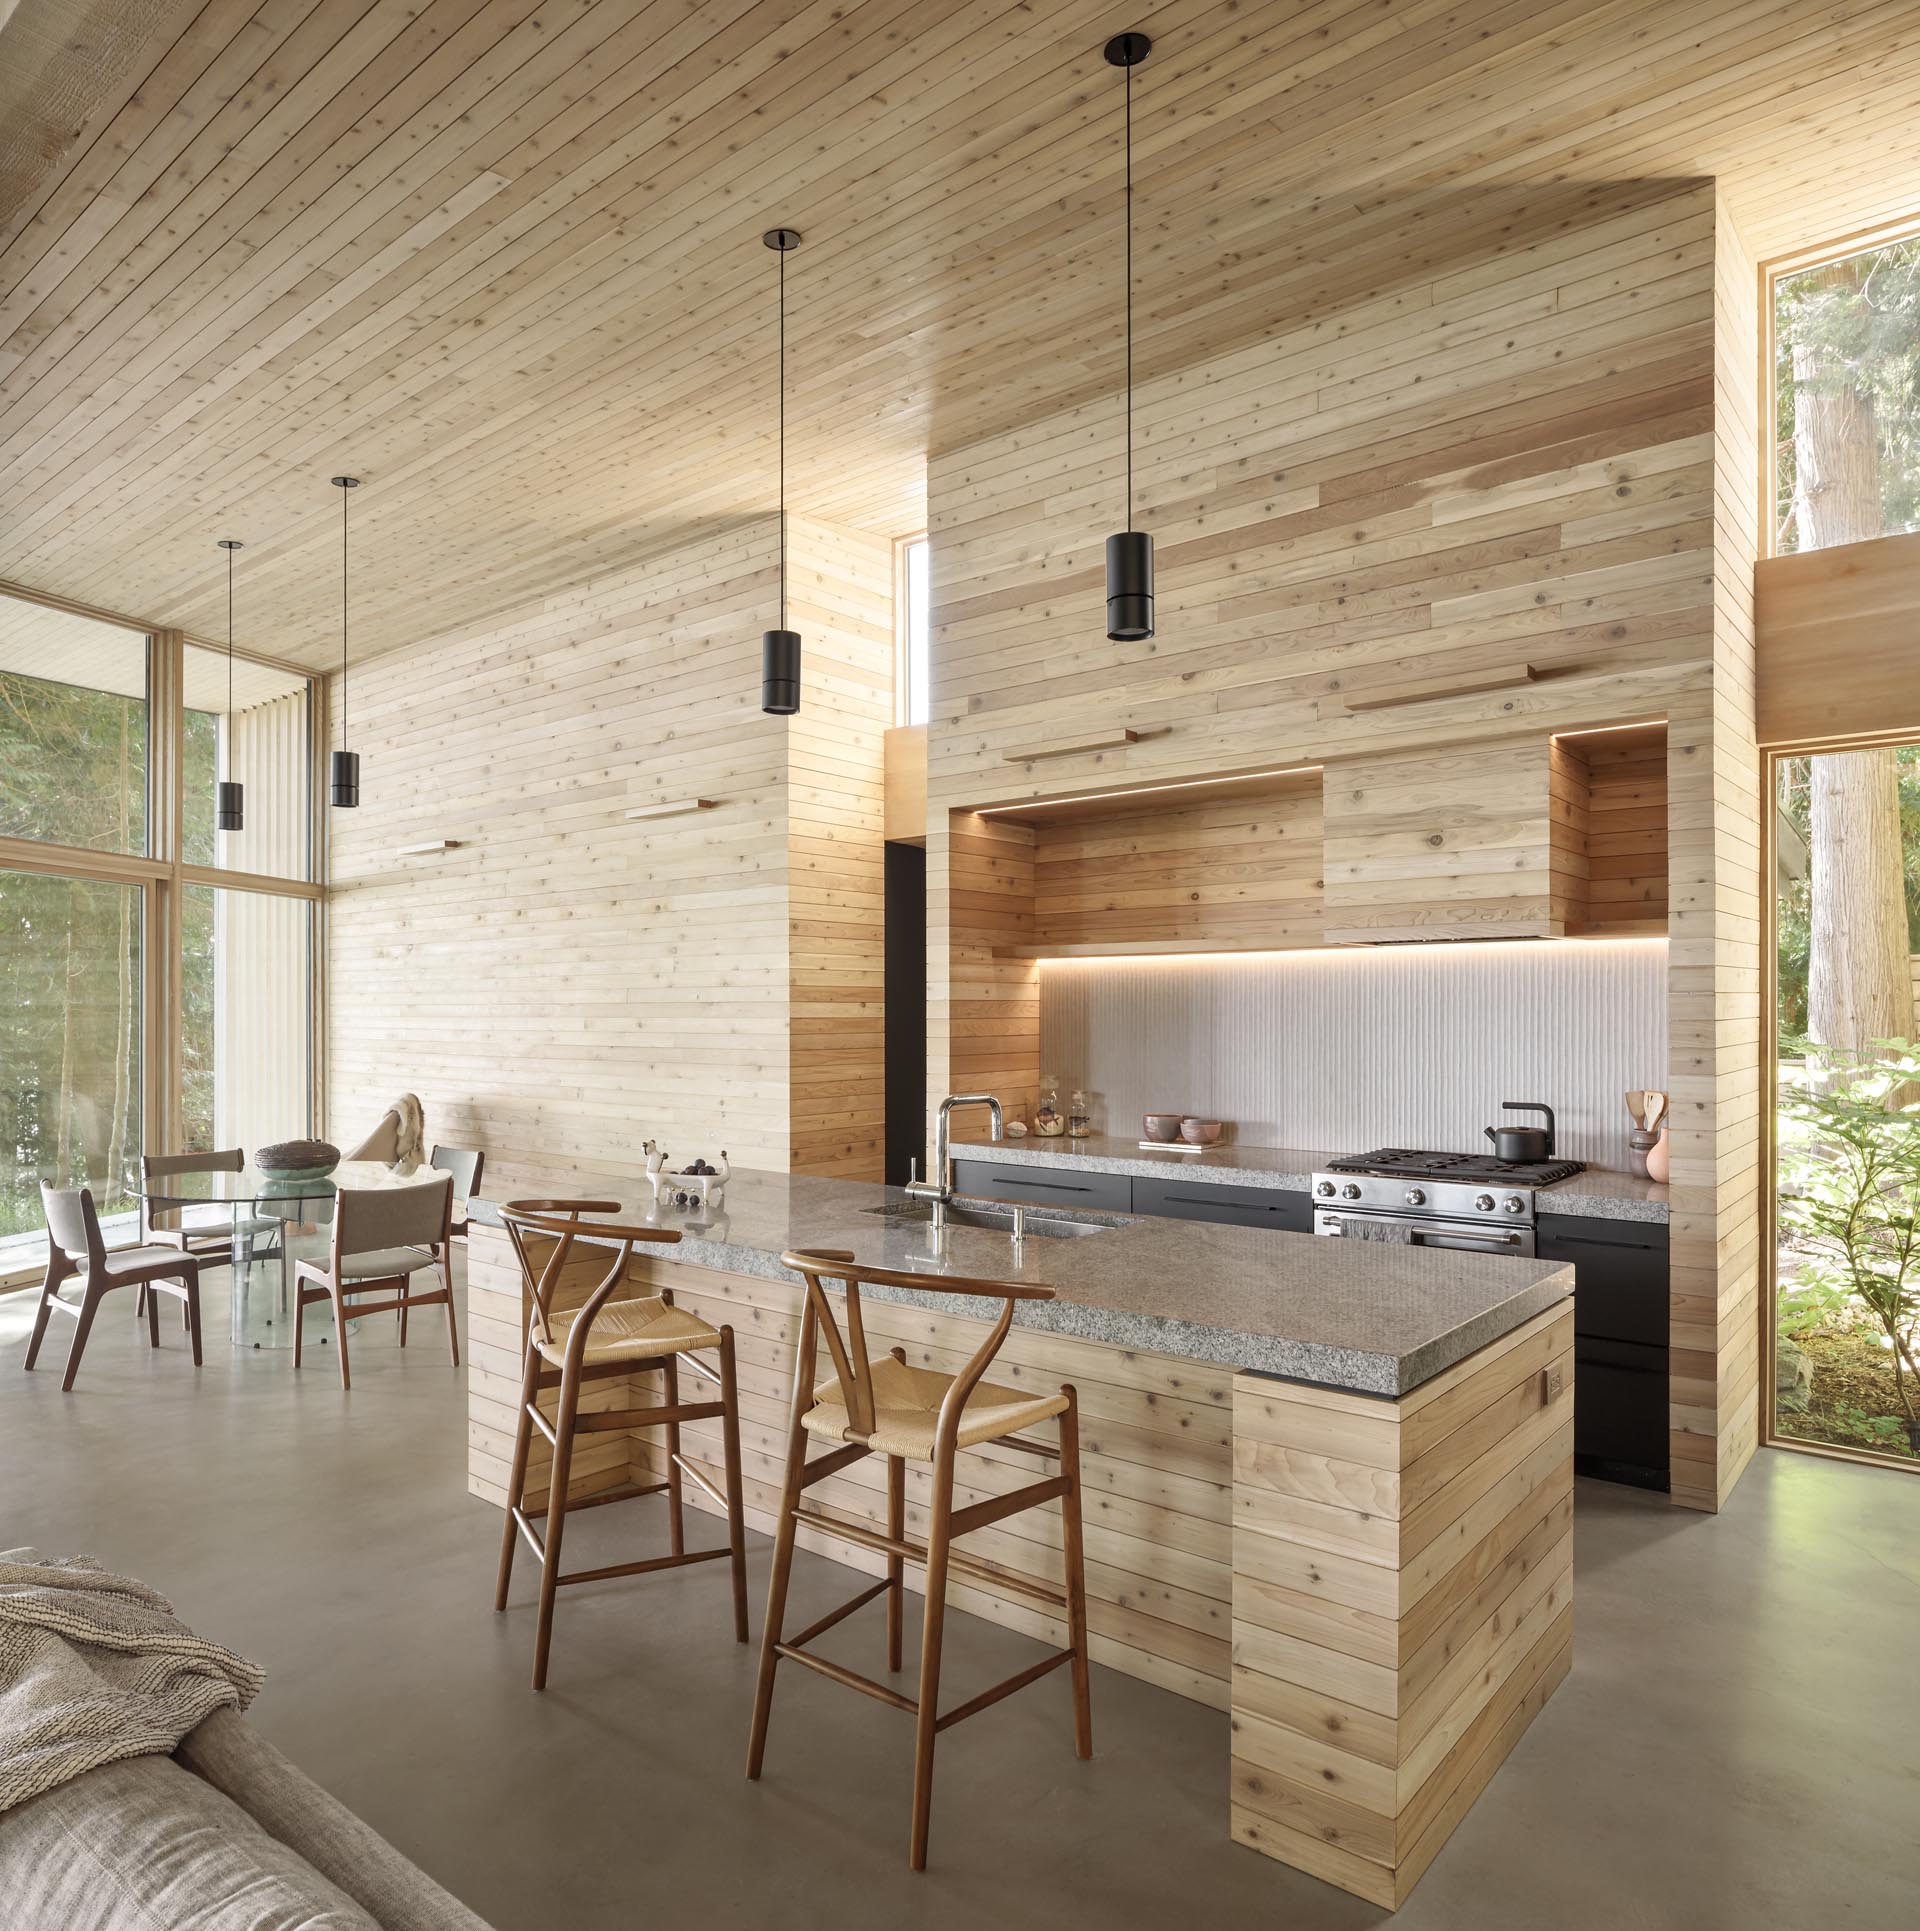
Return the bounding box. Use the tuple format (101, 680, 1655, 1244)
(3, 1263, 1916, 1931)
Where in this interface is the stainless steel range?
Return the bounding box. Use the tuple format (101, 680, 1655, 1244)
(1310, 1147, 1587, 1256)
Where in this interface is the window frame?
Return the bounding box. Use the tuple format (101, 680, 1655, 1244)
(0, 583, 326, 1279)
(893, 533, 929, 727)
(1760, 212, 1920, 562)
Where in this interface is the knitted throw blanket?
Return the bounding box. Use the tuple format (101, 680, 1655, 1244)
(0, 1550, 263, 1814)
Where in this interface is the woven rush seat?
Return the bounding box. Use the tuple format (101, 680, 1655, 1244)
(534, 1295, 722, 1367)
(804, 1354, 1068, 1461)
(496, 1201, 748, 1691)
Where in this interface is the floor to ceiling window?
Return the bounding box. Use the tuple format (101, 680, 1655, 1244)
(0, 592, 322, 1281)
(1766, 229, 1920, 1469)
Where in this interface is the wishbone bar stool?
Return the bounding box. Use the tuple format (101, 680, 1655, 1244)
(746, 1247, 1092, 1871)
(494, 1200, 748, 1690)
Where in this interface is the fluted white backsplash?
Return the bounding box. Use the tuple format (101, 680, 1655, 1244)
(1038, 939, 1668, 1170)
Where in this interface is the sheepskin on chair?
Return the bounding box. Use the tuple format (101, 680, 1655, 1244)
(344, 1094, 425, 1166)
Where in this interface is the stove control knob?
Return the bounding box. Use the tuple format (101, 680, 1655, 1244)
(1475, 1193, 1496, 1212)
(1341, 1183, 1362, 1200)
(1315, 1180, 1336, 1197)
(1503, 1194, 1526, 1215)
(1404, 1187, 1426, 1207)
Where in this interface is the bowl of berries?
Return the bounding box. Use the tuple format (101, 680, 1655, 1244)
(644, 1145, 730, 1213)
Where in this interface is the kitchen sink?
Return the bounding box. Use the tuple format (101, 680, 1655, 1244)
(861, 1200, 1117, 1239)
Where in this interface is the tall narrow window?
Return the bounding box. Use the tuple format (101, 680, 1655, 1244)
(1774, 237, 1920, 555)
(898, 537, 930, 726)
(0, 602, 150, 855)
(0, 870, 145, 1266)
(1771, 740, 1920, 1470)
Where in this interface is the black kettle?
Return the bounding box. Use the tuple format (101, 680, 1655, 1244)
(1485, 1102, 1555, 1163)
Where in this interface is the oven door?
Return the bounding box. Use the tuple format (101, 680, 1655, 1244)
(1314, 1209, 1535, 1257)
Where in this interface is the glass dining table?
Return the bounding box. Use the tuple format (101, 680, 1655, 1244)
(139, 1159, 455, 1350)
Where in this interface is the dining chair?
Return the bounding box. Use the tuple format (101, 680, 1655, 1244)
(495, 1201, 748, 1691)
(25, 1185, 203, 1391)
(137, 1149, 278, 1327)
(747, 1248, 1092, 1871)
(291, 1174, 455, 1391)
(429, 1145, 485, 1240)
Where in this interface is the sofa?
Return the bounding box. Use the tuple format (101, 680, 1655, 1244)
(0, 1705, 493, 1930)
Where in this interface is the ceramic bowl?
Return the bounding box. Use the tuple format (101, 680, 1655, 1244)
(1142, 1113, 1183, 1142)
(1179, 1118, 1223, 1146)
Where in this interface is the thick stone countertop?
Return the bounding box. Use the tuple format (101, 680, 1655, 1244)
(472, 1164, 1570, 1398)
(950, 1133, 1669, 1224)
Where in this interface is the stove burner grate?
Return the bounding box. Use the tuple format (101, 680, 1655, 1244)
(1325, 1147, 1586, 1187)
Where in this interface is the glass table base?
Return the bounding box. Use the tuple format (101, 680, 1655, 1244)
(227, 1264, 337, 1350)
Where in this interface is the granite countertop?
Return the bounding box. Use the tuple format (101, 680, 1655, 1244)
(951, 1134, 1669, 1223)
(473, 1164, 1570, 1398)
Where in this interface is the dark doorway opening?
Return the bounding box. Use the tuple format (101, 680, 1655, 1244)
(883, 842, 927, 1186)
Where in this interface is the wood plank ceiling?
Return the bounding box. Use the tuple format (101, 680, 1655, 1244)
(3, 0, 1920, 669)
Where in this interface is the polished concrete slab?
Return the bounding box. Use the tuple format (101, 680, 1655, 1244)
(3, 1265, 1915, 1930)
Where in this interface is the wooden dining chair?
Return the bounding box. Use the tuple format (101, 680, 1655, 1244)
(429, 1145, 484, 1241)
(746, 1248, 1092, 1872)
(26, 1185, 203, 1391)
(495, 1201, 748, 1692)
(137, 1149, 277, 1327)
(291, 1174, 456, 1391)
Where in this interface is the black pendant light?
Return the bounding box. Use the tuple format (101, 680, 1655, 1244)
(1104, 32, 1153, 643)
(330, 475, 361, 807)
(761, 227, 802, 715)
(215, 538, 245, 832)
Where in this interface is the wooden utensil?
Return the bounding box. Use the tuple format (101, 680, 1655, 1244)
(1626, 1090, 1647, 1126)
(1642, 1090, 1667, 1132)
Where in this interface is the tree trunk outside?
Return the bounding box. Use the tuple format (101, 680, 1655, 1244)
(1793, 258, 1917, 1059)
(1808, 752, 1913, 1054)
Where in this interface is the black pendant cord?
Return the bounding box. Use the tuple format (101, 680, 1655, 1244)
(216, 537, 245, 830)
(340, 478, 349, 753)
(329, 476, 362, 805)
(1125, 51, 1133, 535)
(759, 227, 802, 716)
(1100, 33, 1153, 646)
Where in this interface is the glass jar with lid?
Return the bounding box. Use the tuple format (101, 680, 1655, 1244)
(1033, 1076, 1065, 1137)
(1068, 1090, 1093, 1138)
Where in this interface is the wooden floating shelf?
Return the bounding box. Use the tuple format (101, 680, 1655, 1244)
(1336, 662, 1543, 714)
(1002, 725, 1170, 763)
(395, 839, 460, 855)
(623, 798, 718, 820)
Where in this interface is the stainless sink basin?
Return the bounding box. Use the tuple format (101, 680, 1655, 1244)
(861, 1200, 1117, 1240)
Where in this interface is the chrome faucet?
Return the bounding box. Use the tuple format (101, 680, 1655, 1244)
(905, 1092, 1004, 1230)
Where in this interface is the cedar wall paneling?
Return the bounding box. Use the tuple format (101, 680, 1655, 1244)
(327, 516, 892, 1188)
(1030, 781, 1324, 952)
(925, 181, 1761, 1510)
(785, 516, 894, 1178)
(1755, 529, 1920, 745)
(1667, 195, 1763, 1511)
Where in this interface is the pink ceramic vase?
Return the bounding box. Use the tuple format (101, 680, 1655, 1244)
(1644, 1127, 1669, 1184)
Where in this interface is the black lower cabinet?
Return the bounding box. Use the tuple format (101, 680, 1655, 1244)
(1130, 1175, 1314, 1233)
(948, 1160, 1134, 1213)
(1536, 1218, 1671, 1492)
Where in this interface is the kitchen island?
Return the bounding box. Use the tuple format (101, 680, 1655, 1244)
(465, 1164, 1573, 1910)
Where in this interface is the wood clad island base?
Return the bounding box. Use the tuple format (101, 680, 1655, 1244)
(467, 1226, 1571, 1908)
(1231, 1302, 1574, 1908)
